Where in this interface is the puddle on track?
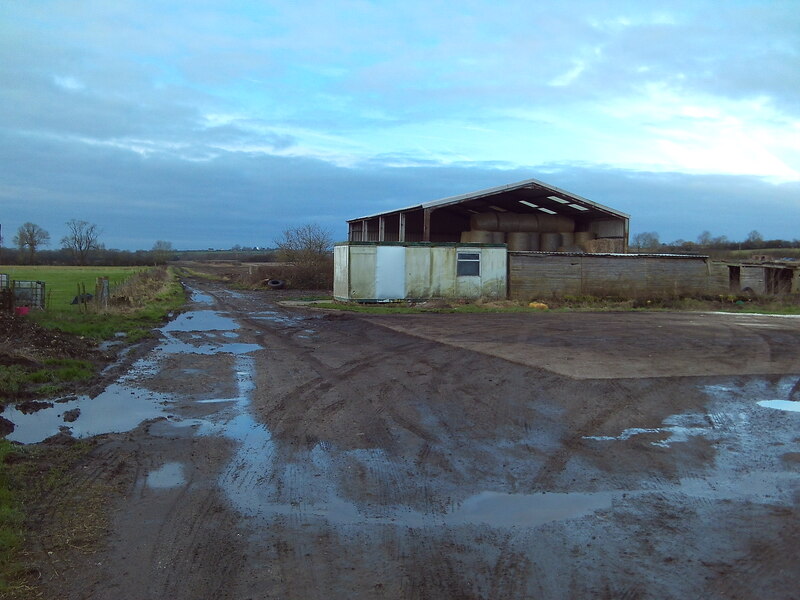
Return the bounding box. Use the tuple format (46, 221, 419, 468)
(583, 412, 712, 447)
(2, 285, 263, 444)
(249, 310, 311, 327)
(758, 399, 800, 412)
(146, 340, 797, 531)
(162, 310, 238, 333)
(584, 376, 800, 446)
(2, 384, 172, 444)
(190, 290, 214, 304)
(192, 354, 622, 530)
(8, 283, 798, 533)
(146, 462, 186, 489)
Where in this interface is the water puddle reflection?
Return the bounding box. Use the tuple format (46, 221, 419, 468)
(190, 290, 214, 304)
(2, 384, 171, 444)
(162, 310, 238, 332)
(757, 399, 800, 412)
(200, 356, 622, 529)
(583, 412, 712, 447)
(444, 490, 616, 528)
(147, 462, 186, 489)
(2, 285, 262, 444)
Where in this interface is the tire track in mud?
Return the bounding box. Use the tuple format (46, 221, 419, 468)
(531, 379, 637, 490)
(25, 439, 141, 594)
(34, 281, 800, 600)
(704, 509, 800, 600)
(143, 487, 243, 599)
(488, 536, 532, 599)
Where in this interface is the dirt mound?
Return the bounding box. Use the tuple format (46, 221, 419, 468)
(0, 414, 14, 436)
(0, 313, 99, 365)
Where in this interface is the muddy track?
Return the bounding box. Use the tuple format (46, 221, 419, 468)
(13, 279, 800, 599)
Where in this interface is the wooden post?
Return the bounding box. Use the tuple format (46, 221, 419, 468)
(378, 217, 385, 242)
(423, 208, 432, 242)
(399, 213, 406, 242)
(361, 220, 368, 242)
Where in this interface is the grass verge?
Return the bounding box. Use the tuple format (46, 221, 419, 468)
(0, 359, 93, 401)
(29, 266, 186, 342)
(0, 439, 102, 597)
(310, 294, 800, 315)
(1, 267, 185, 404)
(0, 266, 143, 308)
(173, 266, 227, 282)
(0, 268, 186, 594)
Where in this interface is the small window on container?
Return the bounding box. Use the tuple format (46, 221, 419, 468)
(457, 251, 480, 276)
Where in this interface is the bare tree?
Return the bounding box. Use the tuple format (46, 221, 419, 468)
(745, 230, 764, 249)
(274, 223, 334, 289)
(61, 219, 101, 265)
(151, 240, 174, 265)
(631, 231, 660, 252)
(13, 222, 50, 264)
(697, 230, 713, 247)
(275, 223, 333, 263)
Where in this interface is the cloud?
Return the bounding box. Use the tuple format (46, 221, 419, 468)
(1, 0, 798, 250)
(2, 124, 797, 250)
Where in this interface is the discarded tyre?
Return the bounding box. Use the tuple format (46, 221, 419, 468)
(267, 279, 286, 290)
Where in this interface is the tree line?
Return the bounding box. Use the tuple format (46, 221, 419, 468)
(631, 230, 800, 253)
(2, 220, 178, 266)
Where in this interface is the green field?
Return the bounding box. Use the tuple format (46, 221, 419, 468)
(0, 266, 144, 308)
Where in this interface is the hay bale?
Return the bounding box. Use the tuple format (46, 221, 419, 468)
(584, 238, 625, 253)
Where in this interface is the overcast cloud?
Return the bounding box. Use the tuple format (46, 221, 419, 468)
(1, 0, 798, 249)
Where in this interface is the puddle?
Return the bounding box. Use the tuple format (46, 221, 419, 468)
(146, 462, 186, 489)
(162, 310, 238, 332)
(158, 340, 262, 356)
(98, 340, 123, 352)
(195, 355, 277, 513)
(584, 377, 800, 447)
(250, 310, 309, 327)
(2, 384, 171, 444)
(190, 290, 214, 304)
(196, 398, 238, 404)
(757, 400, 800, 412)
(199, 356, 621, 529)
(583, 412, 712, 447)
(443, 490, 616, 528)
(4, 285, 261, 443)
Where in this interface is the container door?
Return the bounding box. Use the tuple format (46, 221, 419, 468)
(375, 246, 406, 300)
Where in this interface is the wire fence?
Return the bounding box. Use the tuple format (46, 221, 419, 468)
(1, 273, 127, 314)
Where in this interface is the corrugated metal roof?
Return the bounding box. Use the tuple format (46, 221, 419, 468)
(507, 251, 709, 259)
(349, 176, 629, 222)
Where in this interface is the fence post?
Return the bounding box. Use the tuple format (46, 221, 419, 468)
(95, 277, 109, 309)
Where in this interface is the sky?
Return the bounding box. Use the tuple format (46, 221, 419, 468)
(1, 0, 799, 251)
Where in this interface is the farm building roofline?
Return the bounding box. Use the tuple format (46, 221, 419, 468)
(348, 176, 630, 222)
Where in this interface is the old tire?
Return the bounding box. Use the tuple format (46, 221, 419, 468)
(267, 279, 286, 290)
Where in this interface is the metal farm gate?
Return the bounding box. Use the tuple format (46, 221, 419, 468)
(12, 280, 46, 309)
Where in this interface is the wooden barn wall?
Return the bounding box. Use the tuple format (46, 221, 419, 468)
(509, 254, 729, 299)
(740, 266, 766, 294)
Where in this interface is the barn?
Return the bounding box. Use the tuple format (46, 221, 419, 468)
(334, 177, 799, 302)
